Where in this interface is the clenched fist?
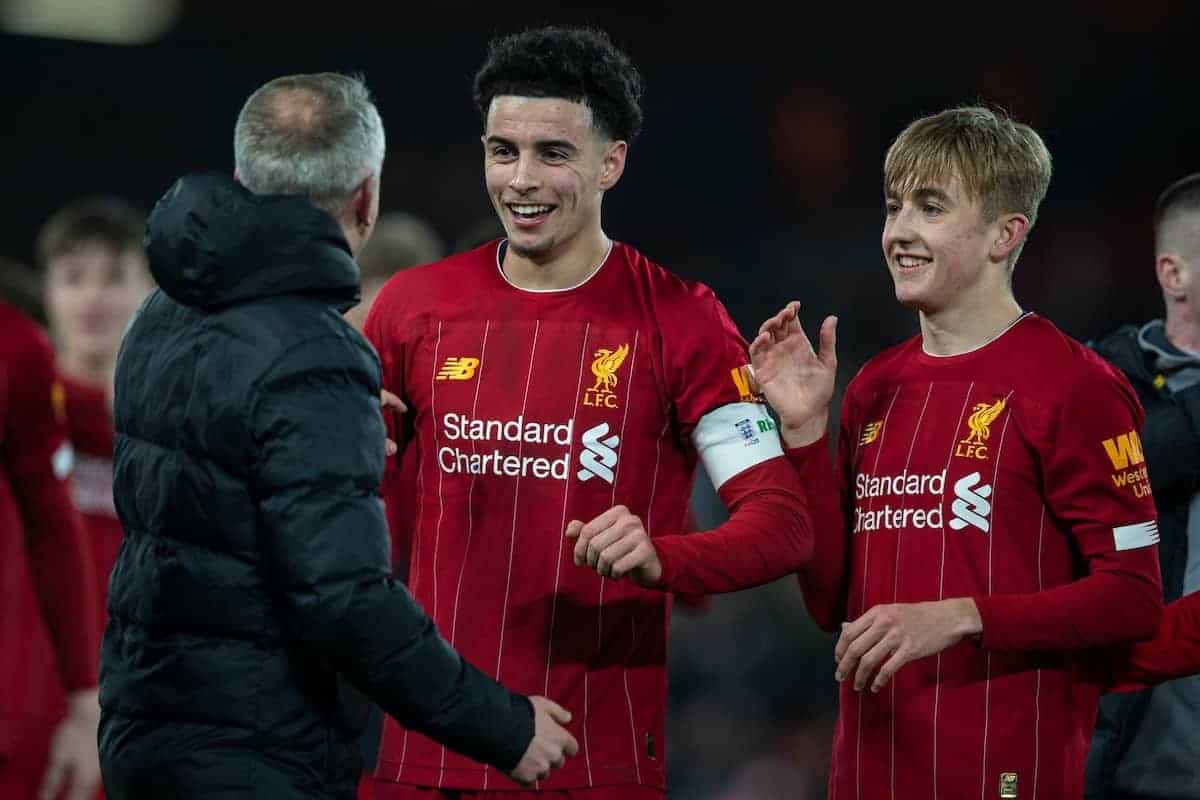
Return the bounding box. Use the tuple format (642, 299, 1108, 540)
(566, 505, 661, 587)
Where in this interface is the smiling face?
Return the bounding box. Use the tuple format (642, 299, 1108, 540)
(482, 95, 625, 262)
(881, 173, 1004, 314)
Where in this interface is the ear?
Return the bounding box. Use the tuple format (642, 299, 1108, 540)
(598, 140, 627, 192)
(990, 213, 1031, 264)
(1156, 252, 1187, 302)
(353, 174, 378, 231)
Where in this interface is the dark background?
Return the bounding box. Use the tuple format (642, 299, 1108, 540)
(3, 2, 1197, 796)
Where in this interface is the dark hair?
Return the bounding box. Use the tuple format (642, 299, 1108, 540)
(1153, 172, 1200, 248)
(473, 25, 644, 143)
(35, 195, 145, 269)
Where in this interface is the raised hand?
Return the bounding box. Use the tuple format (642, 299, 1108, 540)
(748, 301, 838, 447)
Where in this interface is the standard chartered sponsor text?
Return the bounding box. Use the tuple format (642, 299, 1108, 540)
(854, 469, 946, 532)
(439, 412, 573, 479)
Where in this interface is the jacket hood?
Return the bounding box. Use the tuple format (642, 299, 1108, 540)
(144, 173, 360, 311)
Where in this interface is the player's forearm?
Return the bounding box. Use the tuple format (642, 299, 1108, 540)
(1104, 593, 1200, 693)
(786, 438, 849, 630)
(973, 554, 1163, 651)
(655, 459, 814, 594)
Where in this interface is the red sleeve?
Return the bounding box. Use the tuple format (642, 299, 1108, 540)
(664, 283, 759, 433)
(4, 321, 100, 690)
(653, 454, 813, 595)
(1101, 592, 1200, 693)
(973, 369, 1163, 650)
(786, 433, 850, 631)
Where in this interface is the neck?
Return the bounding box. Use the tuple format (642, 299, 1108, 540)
(919, 287, 1024, 356)
(58, 350, 115, 394)
(503, 228, 611, 291)
(1164, 311, 1200, 355)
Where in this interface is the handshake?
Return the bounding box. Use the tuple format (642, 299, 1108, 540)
(509, 696, 580, 785)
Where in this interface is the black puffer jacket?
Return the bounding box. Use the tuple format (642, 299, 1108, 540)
(99, 174, 533, 799)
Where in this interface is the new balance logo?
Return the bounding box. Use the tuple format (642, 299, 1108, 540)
(436, 357, 480, 381)
(1102, 431, 1144, 470)
(578, 422, 620, 483)
(949, 471, 992, 532)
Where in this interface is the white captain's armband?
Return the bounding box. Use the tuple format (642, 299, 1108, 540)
(692, 402, 784, 491)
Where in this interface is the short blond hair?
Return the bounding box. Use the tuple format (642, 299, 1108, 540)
(884, 106, 1052, 233)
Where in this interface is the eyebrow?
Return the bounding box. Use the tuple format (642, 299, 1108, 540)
(886, 186, 953, 204)
(484, 135, 578, 153)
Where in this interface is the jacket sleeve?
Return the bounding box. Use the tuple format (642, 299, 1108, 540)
(250, 334, 533, 772)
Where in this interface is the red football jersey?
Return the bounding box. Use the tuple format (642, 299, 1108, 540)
(796, 313, 1162, 800)
(0, 302, 98, 750)
(60, 375, 122, 619)
(365, 241, 793, 792)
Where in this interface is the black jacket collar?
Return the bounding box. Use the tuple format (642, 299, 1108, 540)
(145, 173, 360, 312)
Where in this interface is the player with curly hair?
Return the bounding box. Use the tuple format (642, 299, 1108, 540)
(364, 25, 820, 800)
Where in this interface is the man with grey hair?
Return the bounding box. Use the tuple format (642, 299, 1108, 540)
(99, 72, 576, 800)
(1087, 173, 1200, 800)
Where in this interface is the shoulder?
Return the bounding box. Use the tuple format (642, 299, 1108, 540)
(0, 301, 49, 349)
(617, 242, 724, 311)
(846, 335, 922, 398)
(1007, 316, 1141, 427)
(0, 301, 55, 373)
(1019, 315, 1133, 394)
(372, 242, 498, 317)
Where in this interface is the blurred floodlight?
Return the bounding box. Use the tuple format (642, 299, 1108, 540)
(0, 0, 181, 45)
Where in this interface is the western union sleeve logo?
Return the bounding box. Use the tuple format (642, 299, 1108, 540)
(729, 365, 762, 403)
(584, 343, 629, 408)
(1102, 430, 1144, 470)
(436, 357, 480, 381)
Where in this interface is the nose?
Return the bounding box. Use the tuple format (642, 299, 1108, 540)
(882, 204, 915, 254)
(509, 153, 540, 194)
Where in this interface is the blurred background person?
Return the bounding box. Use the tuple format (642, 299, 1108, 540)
(1087, 173, 1200, 800)
(0, 297, 102, 800)
(344, 211, 445, 333)
(36, 195, 154, 625)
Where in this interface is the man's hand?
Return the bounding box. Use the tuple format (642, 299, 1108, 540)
(834, 599, 982, 693)
(748, 301, 838, 448)
(508, 696, 579, 786)
(39, 688, 101, 800)
(381, 389, 406, 456)
(566, 506, 661, 587)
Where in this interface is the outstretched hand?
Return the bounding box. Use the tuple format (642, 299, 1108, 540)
(748, 301, 837, 447)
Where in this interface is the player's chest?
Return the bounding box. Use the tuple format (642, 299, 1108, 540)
(404, 317, 668, 455)
(849, 380, 1038, 533)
